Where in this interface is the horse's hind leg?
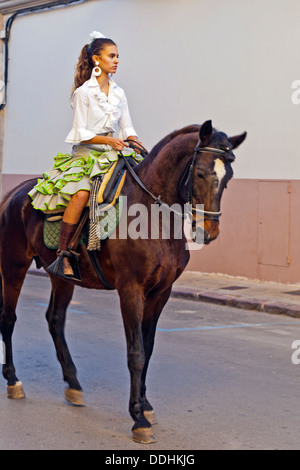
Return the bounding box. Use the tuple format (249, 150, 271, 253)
(0, 265, 30, 399)
(46, 276, 84, 406)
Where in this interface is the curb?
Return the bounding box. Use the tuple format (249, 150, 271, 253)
(28, 269, 300, 319)
(171, 289, 300, 319)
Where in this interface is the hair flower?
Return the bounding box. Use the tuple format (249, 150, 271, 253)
(89, 31, 106, 41)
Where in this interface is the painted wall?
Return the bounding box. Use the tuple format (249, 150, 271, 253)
(188, 179, 300, 284)
(1, 0, 300, 282)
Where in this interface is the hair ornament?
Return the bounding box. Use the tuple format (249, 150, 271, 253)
(89, 31, 106, 41)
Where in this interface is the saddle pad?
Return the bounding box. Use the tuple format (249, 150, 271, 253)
(44, 197, 123, 250)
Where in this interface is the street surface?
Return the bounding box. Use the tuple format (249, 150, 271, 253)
(1, 273, 300, 450)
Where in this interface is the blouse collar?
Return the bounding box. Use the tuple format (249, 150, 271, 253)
(87, 74, 118, 90)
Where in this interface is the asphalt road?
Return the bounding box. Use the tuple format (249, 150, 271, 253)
(1, 273, 300, 450)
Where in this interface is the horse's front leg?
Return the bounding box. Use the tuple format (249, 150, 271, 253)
(119, 289, 156, 444)
(46, 276, 83, 406)
(140, 286, 172, 426)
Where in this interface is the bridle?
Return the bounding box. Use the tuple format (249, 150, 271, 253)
(120, 140, 234, 222)
(179, 142, 234, 222)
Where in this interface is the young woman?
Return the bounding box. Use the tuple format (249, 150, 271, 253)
(29, 31, 142, 279)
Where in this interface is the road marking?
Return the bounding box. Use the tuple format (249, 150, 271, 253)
(174, 310, 197, 314)
(157, 321, 300, 332)
(36, 302, 88, 315)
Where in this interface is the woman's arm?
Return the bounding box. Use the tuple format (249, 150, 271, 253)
(81, 135, 129, 151)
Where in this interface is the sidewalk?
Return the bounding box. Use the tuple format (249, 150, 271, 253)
(172, 271, 300, 318)
(28, 265, 300, 319)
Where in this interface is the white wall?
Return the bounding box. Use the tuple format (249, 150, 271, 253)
(3, 0, 300, 179)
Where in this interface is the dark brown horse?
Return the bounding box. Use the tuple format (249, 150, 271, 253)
(0, 120, 246, 443)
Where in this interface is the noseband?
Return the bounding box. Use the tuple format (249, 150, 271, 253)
(179, 143, 234, 222)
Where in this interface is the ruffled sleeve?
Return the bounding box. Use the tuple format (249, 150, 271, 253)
(65, 88, 96, 144)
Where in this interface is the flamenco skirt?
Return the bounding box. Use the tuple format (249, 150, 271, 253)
(28, 144, 140, 212)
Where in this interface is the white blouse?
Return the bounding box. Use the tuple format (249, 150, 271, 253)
(65, 75, 137, 144)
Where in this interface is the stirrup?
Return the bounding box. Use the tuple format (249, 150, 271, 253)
(46, 250, 81, 282)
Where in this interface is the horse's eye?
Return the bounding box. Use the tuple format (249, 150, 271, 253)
(197, 171, 205, 179)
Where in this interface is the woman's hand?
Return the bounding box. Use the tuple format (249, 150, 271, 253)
(127, 135, 144, 147)
(107, 137, 129, 151)
(126, 136, 147, 156)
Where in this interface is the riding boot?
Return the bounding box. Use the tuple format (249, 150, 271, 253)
(46, 221, 81, 281)
(58, 221, 78, 276)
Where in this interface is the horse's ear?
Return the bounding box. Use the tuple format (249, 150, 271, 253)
(199, 120, 213, 146)
(228, 131, 247, 149)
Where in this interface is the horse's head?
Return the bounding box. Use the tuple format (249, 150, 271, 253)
(180, 120, 246, 245)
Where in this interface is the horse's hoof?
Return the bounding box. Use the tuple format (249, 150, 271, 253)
(64, 388, 84, 406)
(144, 410, 158, 425)
(132, 427, 157, 444)
(7, 381, 25, 399)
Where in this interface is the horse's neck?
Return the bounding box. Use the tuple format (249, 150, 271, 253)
(135, 145, 191, 206)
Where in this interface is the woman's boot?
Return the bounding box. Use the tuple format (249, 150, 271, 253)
(46, 221, 81, 281)
(58, 221, 78, 276)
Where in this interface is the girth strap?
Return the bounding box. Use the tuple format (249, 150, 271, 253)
(86, 249, 115, 290)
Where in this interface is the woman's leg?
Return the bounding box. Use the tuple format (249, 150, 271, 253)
(48, 190, 90, 278)
(63, 190, 90, 224)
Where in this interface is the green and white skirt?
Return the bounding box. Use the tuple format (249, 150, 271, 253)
(28, 144, 141, 212)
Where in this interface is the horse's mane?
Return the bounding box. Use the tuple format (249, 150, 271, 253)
(146, 124, 201, 161)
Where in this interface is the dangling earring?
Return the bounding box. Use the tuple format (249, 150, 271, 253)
(92, 60, 101, 77)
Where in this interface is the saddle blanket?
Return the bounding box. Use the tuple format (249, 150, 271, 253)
(44, 197, 123, 250)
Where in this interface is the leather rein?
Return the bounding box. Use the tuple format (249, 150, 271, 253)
(120, 139, 233, 221)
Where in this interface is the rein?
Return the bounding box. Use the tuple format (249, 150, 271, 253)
(119, 151, 184, 218)
(119, 141, 232, 222)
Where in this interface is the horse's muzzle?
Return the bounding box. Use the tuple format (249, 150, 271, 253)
(204, 219, 220, 244)
(191, 218, 220, 245)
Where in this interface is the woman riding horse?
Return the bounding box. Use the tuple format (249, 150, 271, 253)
(28, 31, 143, 279)
(0, 119, 246, 443)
